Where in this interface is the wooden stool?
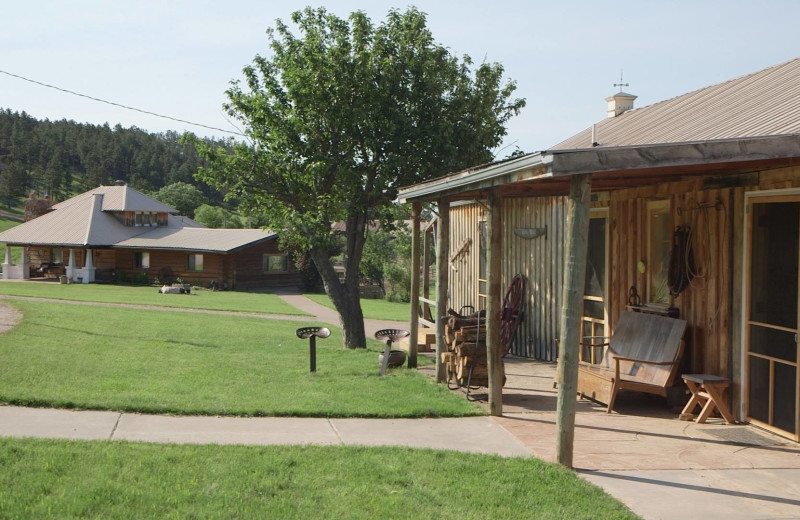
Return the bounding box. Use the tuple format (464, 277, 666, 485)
(679, 374, 735, 424)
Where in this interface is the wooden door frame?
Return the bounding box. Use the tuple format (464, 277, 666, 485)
(581, 208, 610, 361)
(742, 188, 800, 440)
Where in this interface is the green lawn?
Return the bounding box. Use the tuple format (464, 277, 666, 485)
(0, 438, 638, 519)
(305, 293, 411, 322)
(0, 300, 466, 418)
(0, 282, 307, 315)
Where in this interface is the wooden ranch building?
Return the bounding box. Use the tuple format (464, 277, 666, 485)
(400, 58, 800, 441)
(0, 185, 301, 290)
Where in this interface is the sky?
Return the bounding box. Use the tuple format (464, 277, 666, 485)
(3, 0, 800, 158)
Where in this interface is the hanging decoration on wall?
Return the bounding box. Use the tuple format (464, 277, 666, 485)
(449, 237, 472, 271)
(513, 226, 547, 240)
(668, 225, 694, 297)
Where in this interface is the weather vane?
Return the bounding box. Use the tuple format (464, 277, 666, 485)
(613, 70, 629, 92)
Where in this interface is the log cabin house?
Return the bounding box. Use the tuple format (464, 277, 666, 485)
(0, 185, 301, 290)
(400, 57, 800, 441)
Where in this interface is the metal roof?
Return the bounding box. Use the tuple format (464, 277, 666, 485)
(0, 193, 144, 247)
(51, 185, 177, 213)
(114, 227, 277, 253)
(552, 58, 800, 150)
(0, 187, 276, 253)
(399, 58, 800, 202)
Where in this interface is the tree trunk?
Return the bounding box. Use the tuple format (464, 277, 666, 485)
(307, 211, 368, 349)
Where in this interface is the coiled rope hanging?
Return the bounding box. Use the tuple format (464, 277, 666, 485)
(667, 225, 694, 297)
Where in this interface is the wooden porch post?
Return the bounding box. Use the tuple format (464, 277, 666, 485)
(409, 202, 421, 369)
(486, 188, 504, 416)
(21, 247, 28, 279)
(435, 197, 450, 383)
(555, 173, 592, 468)
(423, 226, 431, 318)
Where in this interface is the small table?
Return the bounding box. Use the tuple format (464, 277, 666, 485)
(679, 374, 735, 424)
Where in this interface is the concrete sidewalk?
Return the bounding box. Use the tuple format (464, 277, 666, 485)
(0, 406, 529, 457)
(469, 358, 800, 520)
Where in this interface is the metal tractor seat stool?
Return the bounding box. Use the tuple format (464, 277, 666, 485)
(296, 326, 331, 373)
(374, 329, 410, 376)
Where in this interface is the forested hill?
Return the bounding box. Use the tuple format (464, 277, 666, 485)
(0, 108, 228, 203)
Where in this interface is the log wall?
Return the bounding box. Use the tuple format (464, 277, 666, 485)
(232, 240, 303, 290)
(609, 178, 732, 376)
(115, 250, 226, 286)
(25, 239, 302, 290)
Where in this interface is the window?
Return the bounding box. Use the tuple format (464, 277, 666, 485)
(187, 254, 204, 272)
(51, 248, 63, 264)
(263, 254, 288, 273)
(647, 200, 671, 305)
(135, 252, 150, 269)
(134, 212, 159, 227)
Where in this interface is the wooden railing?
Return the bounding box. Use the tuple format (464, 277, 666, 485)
(419, 296, 436, 328)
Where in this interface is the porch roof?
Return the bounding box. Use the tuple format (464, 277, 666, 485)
(398, 134, 800, 202)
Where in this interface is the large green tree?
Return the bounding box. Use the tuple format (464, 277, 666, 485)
(154, 182, 207, 218)
(196, 7, 525, 348)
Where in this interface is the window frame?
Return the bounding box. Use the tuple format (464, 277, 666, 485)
(135, 251, 150, 269)
(187, 254, 204, 272)
(646, 199, 672, 306)
(262, 254, 289, 273)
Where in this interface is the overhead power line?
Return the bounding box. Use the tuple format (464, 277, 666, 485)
(0, 69, 245, 137)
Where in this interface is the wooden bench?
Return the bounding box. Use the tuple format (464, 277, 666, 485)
(577, 311, 688, 413)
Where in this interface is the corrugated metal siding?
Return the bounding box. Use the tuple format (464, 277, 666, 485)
(553, 58, 800, 150)
(447, 198, 567, 361)
(502, 197, 566, 360)
(447, 203, 483, 315)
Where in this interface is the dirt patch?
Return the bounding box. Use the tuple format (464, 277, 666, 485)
(0, 303, 22, 334)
